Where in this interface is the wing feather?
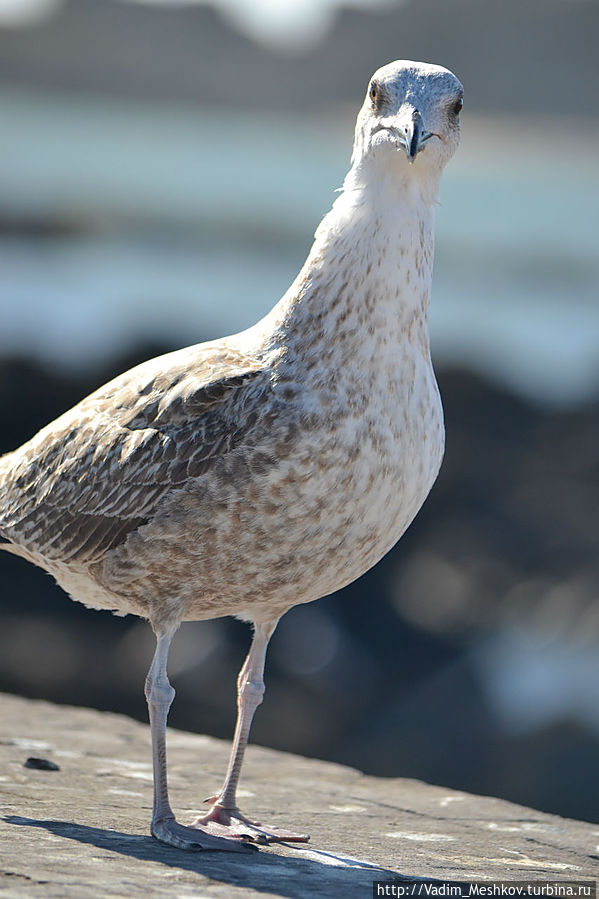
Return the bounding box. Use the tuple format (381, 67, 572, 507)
(0, 345, 273, 564)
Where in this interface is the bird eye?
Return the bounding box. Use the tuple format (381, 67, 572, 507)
(369, 82, 379, 106)
(453, 97, 464, 116)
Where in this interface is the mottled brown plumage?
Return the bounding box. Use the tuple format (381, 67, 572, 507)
(0, 60, 463, 851)
(1, 346, 269, 564)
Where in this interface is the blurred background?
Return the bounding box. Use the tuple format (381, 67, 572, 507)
(0, 0, 598, 825)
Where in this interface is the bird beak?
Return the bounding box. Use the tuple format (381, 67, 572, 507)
(403, 109, 425, 163)
(371, 107, 436, 163)
(385, 108, 435, 162)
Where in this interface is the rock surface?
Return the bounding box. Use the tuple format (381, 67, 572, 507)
(0, 693, 597, 897)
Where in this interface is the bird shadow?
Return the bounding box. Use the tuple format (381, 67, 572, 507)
(4, 815, 401, 898)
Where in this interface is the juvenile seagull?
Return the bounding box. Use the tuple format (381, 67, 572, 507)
(0, 60, 463, 851)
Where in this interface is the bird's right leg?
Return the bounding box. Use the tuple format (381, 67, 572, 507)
(145, 627, 254, 852)
(191, 618, 309, 843)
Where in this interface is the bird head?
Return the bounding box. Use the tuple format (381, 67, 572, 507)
(350, 60, 463, 188)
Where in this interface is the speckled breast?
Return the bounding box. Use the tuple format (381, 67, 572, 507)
(94, 346, 444, 625)
(240, 349, 446, 615)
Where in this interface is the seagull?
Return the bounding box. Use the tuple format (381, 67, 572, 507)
(0, 60, 463, 851)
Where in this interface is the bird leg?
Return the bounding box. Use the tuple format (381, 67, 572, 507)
(145, 627, 254, 852)
(191, 618, 309, 844)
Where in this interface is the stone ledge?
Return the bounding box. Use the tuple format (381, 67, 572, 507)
(0, 693, 596, 898)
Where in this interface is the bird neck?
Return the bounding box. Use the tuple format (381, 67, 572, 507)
(343, 155, 442, 208)
(262, 175, 437, 369)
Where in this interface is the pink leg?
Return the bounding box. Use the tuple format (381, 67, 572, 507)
(191, 617, 309, 844)
(145, 628, 254, 852)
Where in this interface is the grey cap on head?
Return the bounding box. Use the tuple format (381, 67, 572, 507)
(351, 59, 464, 174)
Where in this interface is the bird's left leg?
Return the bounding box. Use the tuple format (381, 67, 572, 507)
(146, 626, 254, 851)
(191, 617, 309, 844)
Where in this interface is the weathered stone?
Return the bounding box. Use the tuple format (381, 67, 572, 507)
(0, 693, 596, 897)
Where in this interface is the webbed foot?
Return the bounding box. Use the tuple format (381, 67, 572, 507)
(191, 802, 309, 845)
(152, 814, 257, 852)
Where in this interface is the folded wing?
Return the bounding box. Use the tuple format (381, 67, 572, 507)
(0, 344, 272, 564)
